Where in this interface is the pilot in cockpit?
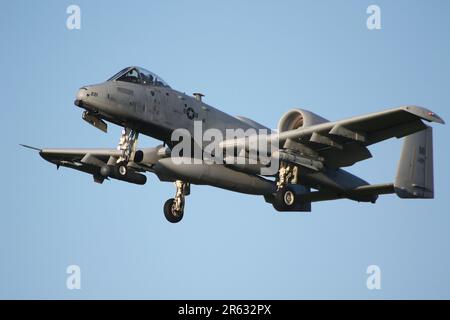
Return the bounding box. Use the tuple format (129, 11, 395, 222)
(119, 69, 140, 84)
(108, 67, 171, 88)
(140, 72, 154, 85)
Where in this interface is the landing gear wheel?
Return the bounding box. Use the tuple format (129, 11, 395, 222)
(283, 189, 295, 206)
(117, 164, 127, 176)
(276, 186, 296, 209)
(163, 198, 184, 223)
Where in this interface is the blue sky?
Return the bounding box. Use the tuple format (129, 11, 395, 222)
(1, 0, 449, 299)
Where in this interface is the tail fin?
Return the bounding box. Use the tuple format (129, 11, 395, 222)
(394, 126, 434, 199)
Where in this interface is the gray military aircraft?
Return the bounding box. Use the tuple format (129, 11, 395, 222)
(23, 66, 444, 222)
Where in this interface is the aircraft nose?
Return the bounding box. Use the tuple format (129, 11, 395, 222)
(74, 87, 89, 107)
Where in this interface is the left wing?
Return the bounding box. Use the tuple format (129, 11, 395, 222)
(220, 106, 444, 168)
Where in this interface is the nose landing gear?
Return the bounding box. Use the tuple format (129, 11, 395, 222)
(113, 128, 191, 223)
(164, 180, 190, 223)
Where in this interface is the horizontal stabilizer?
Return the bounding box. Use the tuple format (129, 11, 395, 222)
(300, 183, 395, 203)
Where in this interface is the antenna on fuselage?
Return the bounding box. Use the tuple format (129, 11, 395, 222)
(193, 93, 204, 102)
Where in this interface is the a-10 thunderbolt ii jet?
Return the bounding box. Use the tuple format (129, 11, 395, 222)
(23, 67, 444, 223)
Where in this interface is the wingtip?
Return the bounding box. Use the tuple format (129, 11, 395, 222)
(424, 109, 445, 124)
(402, 106, 445, 125)
(20, 144, 42, 151)
(428, 112, 445, 125)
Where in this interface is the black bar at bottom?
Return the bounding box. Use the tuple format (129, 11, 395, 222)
(0, 300, 448, 318)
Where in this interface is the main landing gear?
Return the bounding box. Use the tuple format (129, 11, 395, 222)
(164, 180, 190, 223)
(275, 162, 299, 210)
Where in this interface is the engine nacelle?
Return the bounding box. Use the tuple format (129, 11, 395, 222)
(277, 109, 329, 151)
(277, 108, 329, 132)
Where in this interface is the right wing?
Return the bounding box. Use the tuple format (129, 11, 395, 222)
(22, 145, 169, 184)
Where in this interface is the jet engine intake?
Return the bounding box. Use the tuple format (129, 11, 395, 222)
(277, 108, 329, 132)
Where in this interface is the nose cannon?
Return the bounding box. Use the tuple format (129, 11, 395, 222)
(74, 87, 89, 107)
(74, 86, 108, 133)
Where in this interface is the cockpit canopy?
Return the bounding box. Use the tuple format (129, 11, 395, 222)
(107, 66, 170, 88)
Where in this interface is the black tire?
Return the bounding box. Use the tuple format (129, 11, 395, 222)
(275, 186, 296, 210)
(163, 198, 184, 223)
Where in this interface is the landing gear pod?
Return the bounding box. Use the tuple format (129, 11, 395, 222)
(100, 165, 147, 185)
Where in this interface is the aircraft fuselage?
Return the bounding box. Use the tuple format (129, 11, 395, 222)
(76, 78, 261, 146)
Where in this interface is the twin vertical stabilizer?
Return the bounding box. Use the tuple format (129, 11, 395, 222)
(394, 126, 434, 199)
